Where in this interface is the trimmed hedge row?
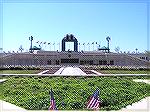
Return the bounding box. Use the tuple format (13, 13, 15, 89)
(1, 76, 150, 110)
(0, 66, 150, 71)
(0, 66, 41, 70)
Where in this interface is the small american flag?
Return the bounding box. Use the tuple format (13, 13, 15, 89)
(86, 89, 100, 110)
(49, 89, 57, 110)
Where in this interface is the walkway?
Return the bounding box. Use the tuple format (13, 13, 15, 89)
(54, 67, 87, 76)
(0, 100, 26, 112)
(120, 79, 150, 111)
(120, 97, 150, 111)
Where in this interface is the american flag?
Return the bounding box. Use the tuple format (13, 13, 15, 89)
(86, 89, 100, 110)
(49, 89, 57, 110)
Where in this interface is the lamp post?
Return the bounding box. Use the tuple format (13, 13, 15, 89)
(29, 36, 33, 53)
(106, 36, 111, 53)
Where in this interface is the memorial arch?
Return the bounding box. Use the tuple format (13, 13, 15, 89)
(62, 34, 78, 52)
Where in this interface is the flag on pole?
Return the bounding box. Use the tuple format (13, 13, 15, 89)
(83, 43, 85, 45)
(92, 42, 94, 44)
(43, 42, 46, 44)
(48, 42, 50, 45)
(86, 89, 100, 110)
(36, 41, 39, 43)
(49, 89, 57, 110)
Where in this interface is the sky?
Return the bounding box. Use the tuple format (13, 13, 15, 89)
(0, 0, 150, 53)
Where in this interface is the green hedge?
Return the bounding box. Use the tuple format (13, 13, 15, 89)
(0, 66, 41, 70)
(1, 76, 150, 110)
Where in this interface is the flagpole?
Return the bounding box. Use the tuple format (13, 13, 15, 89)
(83, 43, 85, 51)
(57, 42, 60, 51)
(93, 42, 94, 51)
(79, 43, 80, 51)
(87, 43, 90, 51)
(95, 42, 98, 51)
(53, 43, 55, 51)
(48, 42, 51, 51)
(50, 43, 51, 51)
(59, 42, 60, 52)
(49, 88, 57, 110)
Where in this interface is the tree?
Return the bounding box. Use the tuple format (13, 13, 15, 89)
(114, 46, 120, 53)
(145, 50, 150, 54)
(19, 45, 24, 52)
(135, 48, 138, 54)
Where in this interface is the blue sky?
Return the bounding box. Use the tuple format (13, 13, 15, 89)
(1, 0, 149, 53)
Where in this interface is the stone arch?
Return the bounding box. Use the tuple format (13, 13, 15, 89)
(62, 34, 78, 52)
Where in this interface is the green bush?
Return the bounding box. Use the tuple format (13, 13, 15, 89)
(1, 76, 150, 110)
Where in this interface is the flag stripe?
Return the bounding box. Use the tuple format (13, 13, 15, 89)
(91, 98, 98, 108)
(86, 89, 100, 110)
(88, 97, 96, 108)
(87, 97, 95, 108)
(95, 102, 99, 108)
(86, 96, 93, 108)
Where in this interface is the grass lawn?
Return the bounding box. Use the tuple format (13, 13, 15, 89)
(0, 69, 150, 74)
(0, 76, 149, 110)
(0, 70, 41, 74)
(98, 70, 150, 74)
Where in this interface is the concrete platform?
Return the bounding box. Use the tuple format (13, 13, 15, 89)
(0, 100, 26, 112)
(133, 79, 150, 84)
(121, 97, 150, 111)
(0, 79, 7, 83)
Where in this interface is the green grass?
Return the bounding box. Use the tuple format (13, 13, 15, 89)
(0, 70, 41, 74)
(0, 76, 150, 110)
(1, 69, 150, 74)
(98, 70, 150, 74)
